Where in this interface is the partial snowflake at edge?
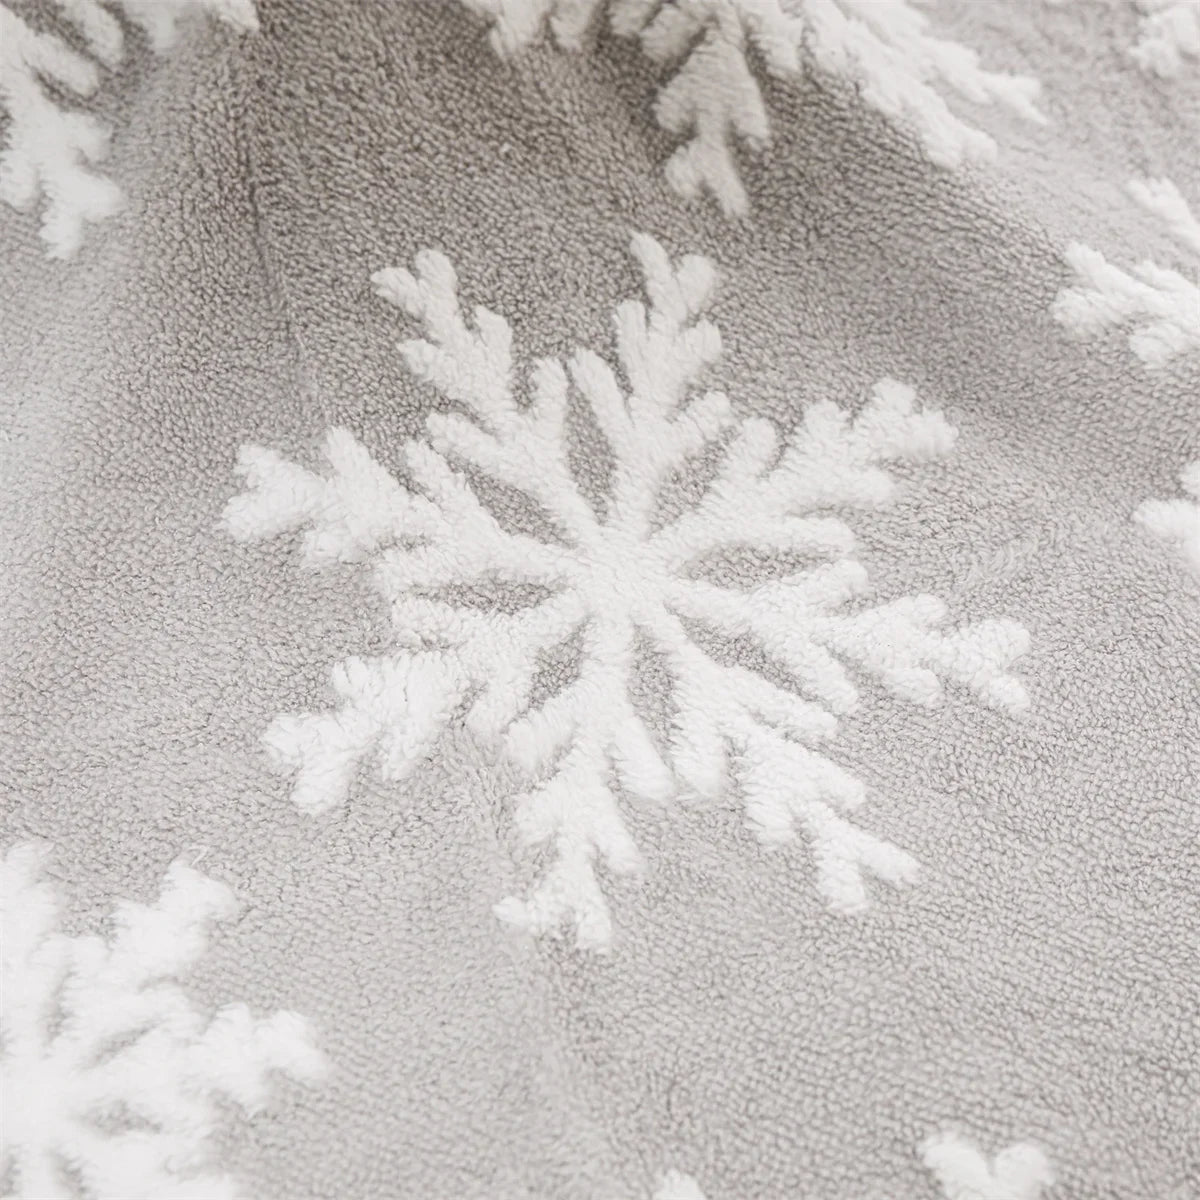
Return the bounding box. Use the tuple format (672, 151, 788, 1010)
(0, 840, 327, 1200)
(1137, 461, 1200, 578)
(225, 233, 1030, 952)
(461, 0, 1045, 216)
(650, 1130, 1055, 1200)
(0, 0, 258, 258)
(1130, 0, 1200, 77)
(1054, 177, 1200, 367)
(1043, 0, 1198, 78)
(920, 1131, 1055, 1200)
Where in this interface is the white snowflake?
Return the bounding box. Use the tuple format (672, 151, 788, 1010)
(1137, 461, 1200, 577)
(460, 0, 1044, 216)
(920, 1130, 1055, 1200)
(0, 0, 258, 258)
(225, 233, 1030, 952)
(1055, 177, 1200, 368)
(0, 840, 326, 1200)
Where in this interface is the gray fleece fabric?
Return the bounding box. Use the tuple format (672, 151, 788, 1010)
(1, 2, 1198, 1198)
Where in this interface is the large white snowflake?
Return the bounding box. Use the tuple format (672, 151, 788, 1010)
(0, 0, 258, 258)
(225, 233, 1030, 951)
(0, 840, 326, 1200)
(1055, 177, 1200, 368)
(460, 0, 1044, 215)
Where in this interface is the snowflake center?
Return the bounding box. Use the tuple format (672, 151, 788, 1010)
(575, 523, 671, 623)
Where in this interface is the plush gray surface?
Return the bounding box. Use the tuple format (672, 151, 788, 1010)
(2, 2, 1198, 1197)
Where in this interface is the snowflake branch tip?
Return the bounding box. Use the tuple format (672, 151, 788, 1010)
(630, 232, 720, 326)
(1137, 462, 1200, 577)
(494, 779, 644, 950)
(224, 430, 426, 564)
(375, 252, 517, 424)
(739, 729, 918, 911)
(263, 652, 466, 815)
(1055, 176, 1200, 368)
(920, 1130, 1055, 1200)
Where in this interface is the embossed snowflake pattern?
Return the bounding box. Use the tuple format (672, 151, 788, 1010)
(226, 233, 1029, 951)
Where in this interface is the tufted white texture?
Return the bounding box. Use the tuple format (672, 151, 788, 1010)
(920, 1131, 1055, 1200)
(1055, 178, 1200, 368)
(0, 0, 257, 257)
(226, 233, 1030, 951)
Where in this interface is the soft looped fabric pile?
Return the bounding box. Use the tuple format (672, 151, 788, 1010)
(1, 3, 1197, 1197)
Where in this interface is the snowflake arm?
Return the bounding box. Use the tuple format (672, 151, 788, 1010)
(1136, 461, 1200, 577)
(493, 735, 648, 951)
(649, 375, 1026, 907)
(740, 726, 919, 912)
(654, 379, 956, 569)
(0, 0, 257, 258)
(373, 253, 604, 543)
(258, 652, 468, 815)
(814, 590, 1032, 711)
(600, 234, 734, 527)
(225, 427, 434, 561)
(645, 1, 796, 215)
(113, 0, 259, 52)
(804, 0, 1045, 167)
(0, 5, 121, 259)
(674, 564, 1029, 717)
(1055, 178, 1200, 367)
(1, 841, 326, 1200)
(497, 607, 677, 950)
(656, 380, 1028, 715)
(461, 0, 1043, 215)
(226, 427, 581, 814)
